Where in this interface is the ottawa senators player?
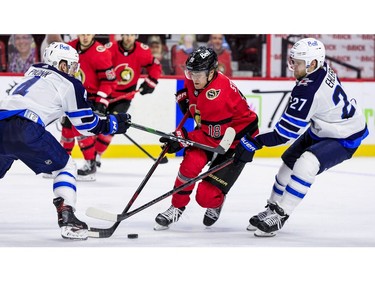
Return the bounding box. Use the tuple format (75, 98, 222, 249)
(94, 34, 162, 163)
(154, 46, 259, 230)
(60, 34, 116, 181)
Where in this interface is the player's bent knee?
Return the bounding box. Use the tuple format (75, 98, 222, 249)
(196, 182, 224, 208)
(293, 151, 320, 183)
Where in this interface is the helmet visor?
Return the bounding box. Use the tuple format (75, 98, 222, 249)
(184, 70, 208, 80)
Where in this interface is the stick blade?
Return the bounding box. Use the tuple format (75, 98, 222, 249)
(217, 127, 236, 154)
(86, 207, 118, 222)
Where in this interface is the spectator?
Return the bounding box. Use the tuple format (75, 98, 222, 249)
(171, 34, 198, 75)
(7, 34, 39, 73)
(147, 35, 172, 75)
(207, 34, 233, 77)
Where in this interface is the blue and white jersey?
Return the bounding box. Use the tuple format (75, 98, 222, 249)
(0, 63, 106, 136)
(258, 63, 368, 148)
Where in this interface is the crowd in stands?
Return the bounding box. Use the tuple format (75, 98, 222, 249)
(0, 34, 263, 77)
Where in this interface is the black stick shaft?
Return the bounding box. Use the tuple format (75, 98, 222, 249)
(89, 113, 190, 238)
(124, 133, 157, 161)
(117, 158, 234, 221)
(129, 122, 226, 154)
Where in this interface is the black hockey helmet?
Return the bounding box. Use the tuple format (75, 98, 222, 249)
(185, 46, 218, 72)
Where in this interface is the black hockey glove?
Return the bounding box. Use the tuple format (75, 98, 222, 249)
(234, 134, 263, 164)
(175, 88, 189, 114)
(106, 113, 131, 135)
(139, 76, 158, 95)
(159, 127, 188, 154)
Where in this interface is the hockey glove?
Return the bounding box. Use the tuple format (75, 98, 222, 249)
(175, 88, 189, 114)
(139, 76, 158, 95)
(106, 113, 131, 135)
(159, 127, 188, 154)
(234, 134, 262, 164)
(93, 91, 110, 116)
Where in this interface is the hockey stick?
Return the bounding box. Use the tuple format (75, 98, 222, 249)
(87, 157, 234, 224)
(88, 113, 190, 238)
(252, 89, 291, 128)
(123, 133, 168, 164)
(128, 122, 235, 155)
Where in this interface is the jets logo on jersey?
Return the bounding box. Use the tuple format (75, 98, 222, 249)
(206, 89, 220, 100)
(297, 78, 313, 86)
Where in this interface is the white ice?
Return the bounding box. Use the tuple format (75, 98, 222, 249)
(1, 156, 374, 280)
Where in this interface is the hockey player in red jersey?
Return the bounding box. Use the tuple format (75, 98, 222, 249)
(93, 34, 162, 164)
(60, 34, 116, 181)
(154, 46, 259, 230)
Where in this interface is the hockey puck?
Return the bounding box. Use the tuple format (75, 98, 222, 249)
(127, 233, 138, 239)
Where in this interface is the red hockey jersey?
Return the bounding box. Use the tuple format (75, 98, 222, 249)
(68, 39, 116, 96)
(105, 40, 162, 99)
(185, 72, 258, 149)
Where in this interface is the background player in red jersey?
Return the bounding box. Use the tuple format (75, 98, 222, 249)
(60, 34, 116, 181)
(154, 46, 259, 230)
(95, 34, 162, 163)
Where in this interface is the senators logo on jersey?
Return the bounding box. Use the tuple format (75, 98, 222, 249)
(206, 89, 220, 100)
(115, 63, 134, 85)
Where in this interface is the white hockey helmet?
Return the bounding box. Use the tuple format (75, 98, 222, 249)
(43, 42, 79, 75)
(288, 38, 325, 74)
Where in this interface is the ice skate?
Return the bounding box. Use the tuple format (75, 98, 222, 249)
(254, 203, 289, 237)
(53, 197, 88, 240)
(77, 160, 96, 181)
(247, 200, 275, 231)
(203, 196, 225, 226)
(154, 205, 186, 231)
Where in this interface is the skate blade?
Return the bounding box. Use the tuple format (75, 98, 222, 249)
(60, 226, 88, 240)
(153, 223, 169, 231)
(254, 229, 276, 237)
(246, 224, 257, 231)
(77, 175, 96, 182)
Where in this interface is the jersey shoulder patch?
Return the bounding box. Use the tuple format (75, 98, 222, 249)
(206, 89, 221, 100)
(104, 42, 113, 48)
(140, 43, 149, 50)
(96, 45, 106, 52)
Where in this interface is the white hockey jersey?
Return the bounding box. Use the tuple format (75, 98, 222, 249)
(258, 63, 368, 148)
(0, 63, 107, 136)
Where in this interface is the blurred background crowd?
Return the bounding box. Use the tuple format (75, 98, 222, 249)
(0, 34, 374, 79)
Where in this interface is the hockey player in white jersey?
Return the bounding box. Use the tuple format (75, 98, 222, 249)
(0, 42, 132, 240)
(233, 38, 369, 237)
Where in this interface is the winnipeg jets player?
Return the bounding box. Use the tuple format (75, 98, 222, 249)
(0, 42, 131, 240)
(234, 37, 369, 237)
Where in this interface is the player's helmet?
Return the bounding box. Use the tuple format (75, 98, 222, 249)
(43, 42, 79, 75)
(185, 46, 218, 72)
(288, 37, 325, 74)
